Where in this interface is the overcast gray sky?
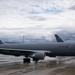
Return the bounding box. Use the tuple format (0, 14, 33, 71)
(0, 0, 75, 41)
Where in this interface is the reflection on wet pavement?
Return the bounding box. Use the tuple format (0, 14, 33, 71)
(0, 55, 75, 75)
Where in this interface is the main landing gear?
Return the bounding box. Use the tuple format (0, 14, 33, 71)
(33, 58, 39, 64)
(23, 57, 39, 64)
(23, 58, 30, 63)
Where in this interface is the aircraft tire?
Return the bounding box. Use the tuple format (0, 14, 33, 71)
(33, 58, 39, 63)
(23, 58, 30, 63)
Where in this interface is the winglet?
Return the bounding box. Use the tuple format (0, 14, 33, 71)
(0, 40, 4, 44)
(55, 34, 64, 42)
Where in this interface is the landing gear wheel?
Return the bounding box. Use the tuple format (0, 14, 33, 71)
(33, 58, 39, 64)
(35, 60, 38, 64)
(23, 58, 30, 63)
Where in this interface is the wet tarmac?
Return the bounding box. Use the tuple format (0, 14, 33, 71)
(0, 55, 75, 75)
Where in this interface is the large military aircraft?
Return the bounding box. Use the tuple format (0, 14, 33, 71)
(0, 34, 74, 63)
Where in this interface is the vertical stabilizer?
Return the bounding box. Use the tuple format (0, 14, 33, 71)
(55, 34, 64, 42)
(0, 40, 4, 44)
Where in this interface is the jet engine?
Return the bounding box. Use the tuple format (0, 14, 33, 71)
(31, 52, 45, 60)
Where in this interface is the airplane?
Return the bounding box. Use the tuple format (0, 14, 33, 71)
(0, 34, 75, 63)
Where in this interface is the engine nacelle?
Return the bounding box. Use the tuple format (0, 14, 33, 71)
(31, 52, 45, 60)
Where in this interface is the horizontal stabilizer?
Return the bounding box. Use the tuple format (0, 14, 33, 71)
(55, 34, 64, 42)
(0, 40, 4, 44)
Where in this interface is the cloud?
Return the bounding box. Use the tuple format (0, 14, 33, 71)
(69, 5, 75, 10)
(0, 0, 75, 42)
(29, 16, 46, 21)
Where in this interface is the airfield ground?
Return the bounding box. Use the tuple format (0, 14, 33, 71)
(0, 55, 75, 75)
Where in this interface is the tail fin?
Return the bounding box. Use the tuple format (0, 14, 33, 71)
(0, 40, 4, 44)
(55, 34, 64, 42)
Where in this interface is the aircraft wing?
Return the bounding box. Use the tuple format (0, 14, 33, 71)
(0, 48, 50, 56)
(0, 48, 50, 53)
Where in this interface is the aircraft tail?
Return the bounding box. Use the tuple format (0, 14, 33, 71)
(55, 34, 64, 42)
(0, 40, 4, 44)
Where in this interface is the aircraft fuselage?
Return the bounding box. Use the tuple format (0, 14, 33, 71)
(0, 42, 75, 56)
